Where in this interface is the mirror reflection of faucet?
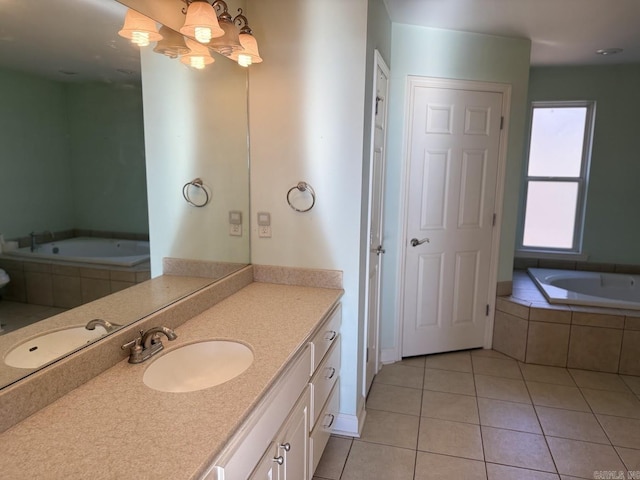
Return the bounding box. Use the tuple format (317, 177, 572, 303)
(85, 318, 120, 333)
(30, 230, 54, 252)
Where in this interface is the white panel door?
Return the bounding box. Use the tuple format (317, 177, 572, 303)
(365, 52, 389, 395)
(402, 84, 503, 357)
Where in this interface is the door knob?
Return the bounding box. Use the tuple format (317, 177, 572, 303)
(375, 245, 386, 255)
(410, 238, 429, 247)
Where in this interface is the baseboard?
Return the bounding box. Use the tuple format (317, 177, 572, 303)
(381, 347, 399, 364)
(332, 405, 367, 438)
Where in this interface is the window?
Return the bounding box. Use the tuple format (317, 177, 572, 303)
(519, 101, 595, 253)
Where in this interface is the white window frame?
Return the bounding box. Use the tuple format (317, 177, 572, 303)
(517, 100, 596, 257)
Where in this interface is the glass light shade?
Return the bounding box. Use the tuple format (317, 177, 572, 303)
(118, 9, 162, 47)
(230, 33, 263, 66)
(208, 17, 242, 57)
(180, 2, 224, 44)
(154, 26, 190, 59)
(180, 38, 215, 69)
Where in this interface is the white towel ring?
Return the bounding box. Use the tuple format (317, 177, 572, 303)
(286, 181, 316, 212)
(182, 178, 210, 207)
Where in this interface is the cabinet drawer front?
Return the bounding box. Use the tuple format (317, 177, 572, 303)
(309, 382, 340, 476)
(310, 304, 342, 374)
(310, 336, 341, 427)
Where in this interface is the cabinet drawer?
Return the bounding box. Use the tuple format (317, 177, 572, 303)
(310, 304, 341, 374)
(310, 336, 340, 427)
(309, 382, 340, 476)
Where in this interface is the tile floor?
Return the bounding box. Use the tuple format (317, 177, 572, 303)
(0, 300, 65, 334)
(314, 349, 640, 480)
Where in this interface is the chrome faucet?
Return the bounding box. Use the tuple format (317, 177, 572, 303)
(30, 230, 54, 252)
(121, 326, 177, 364)
(85, 318, 120, 333)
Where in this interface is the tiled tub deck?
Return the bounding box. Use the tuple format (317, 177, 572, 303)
(493, 271, 640, 375)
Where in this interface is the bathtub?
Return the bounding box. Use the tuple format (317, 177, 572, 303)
(528, 268, 640, 310)
(4, 237, 150, 267)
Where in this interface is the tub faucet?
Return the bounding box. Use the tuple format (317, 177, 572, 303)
(85, 318, 120, 333)
(121, 326, 177, 364)
(30, 230, 54, 252)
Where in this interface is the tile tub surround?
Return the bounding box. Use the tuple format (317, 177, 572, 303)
(0, 281, 343, 478)
(0, 256, 151, 309)
(493, 270, 640, 374)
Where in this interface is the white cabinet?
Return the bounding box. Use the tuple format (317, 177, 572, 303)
(206, 303, 342, 480)
(274, 387, 310, 480)
(248, 443, 278, 480)
(249, 388, 310, 480)
(308, 305, 341, 477)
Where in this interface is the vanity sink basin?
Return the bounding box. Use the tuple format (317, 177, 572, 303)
(5, 325, 108, 369)
(142, 340, 254, 393)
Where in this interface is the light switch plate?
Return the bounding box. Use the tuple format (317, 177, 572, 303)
(229, 211, 242, 225)
(257, 212, 271, 226)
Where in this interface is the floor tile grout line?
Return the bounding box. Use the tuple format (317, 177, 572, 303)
(335, 436, 355, 480)
(518, 358, 561, 476)
(469, 352, 491, 480)
(413, 360, 426, 480)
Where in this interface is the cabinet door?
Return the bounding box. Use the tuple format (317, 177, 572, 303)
(277, 387, 310, 480)
(249, 443, 279, 480)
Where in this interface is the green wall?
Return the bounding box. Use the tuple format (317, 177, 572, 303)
(380, 24, 531, 355)
(0, 67, 74, 238)
(66, 82, 148, 234)
(0, 67, 148, 240)
(527, 65, 640, 264)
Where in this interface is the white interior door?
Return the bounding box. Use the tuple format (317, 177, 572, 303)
(364, 51, 389, 394)
(402, 81, 503, 357)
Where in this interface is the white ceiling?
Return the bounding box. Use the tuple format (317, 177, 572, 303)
(2, 0, 639, 84)
(384, 0, 640, 66)
(0, 0, 141, 82)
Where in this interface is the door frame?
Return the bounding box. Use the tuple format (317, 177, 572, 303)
(362, 49, 390, 395)
(394, 76, 512, 361)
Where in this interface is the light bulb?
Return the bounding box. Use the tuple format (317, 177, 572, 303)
(194, 26, 212, 44)
(190, 56, 206, 70)
(131, 31, 150, 47)
(237, 54, 252, 67)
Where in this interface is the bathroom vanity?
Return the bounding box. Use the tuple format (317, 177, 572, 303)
(0, 267, 343, 479)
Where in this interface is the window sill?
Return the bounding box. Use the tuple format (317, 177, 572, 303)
(515, 249, 589, 262)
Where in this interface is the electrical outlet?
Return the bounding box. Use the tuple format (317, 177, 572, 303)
(229, 224, 242, 236)
(258, 225, 272, 238)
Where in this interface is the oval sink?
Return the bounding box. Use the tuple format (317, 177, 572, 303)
(5, 325, 108, 369)
(143, 340, 254, 393)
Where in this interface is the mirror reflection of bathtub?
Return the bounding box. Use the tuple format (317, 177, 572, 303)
(6, 237, 150, 267)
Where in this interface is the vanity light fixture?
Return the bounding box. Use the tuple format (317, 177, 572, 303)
(180, 37, 215, 69)
(229, 10, 263, 67)
(206, 0, 242, 56)
(182, 0, 261, 62)
(118, 9, 162, 47)
(154, 26, 191, 59)
(180, 0, 224, 44)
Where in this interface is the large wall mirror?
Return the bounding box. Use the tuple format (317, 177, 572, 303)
(0, 0, 250, 389)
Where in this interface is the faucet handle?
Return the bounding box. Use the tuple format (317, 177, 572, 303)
(121, 331, 143, 350)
